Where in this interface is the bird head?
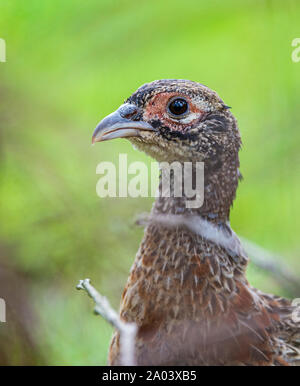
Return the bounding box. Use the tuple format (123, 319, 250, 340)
(92, 79, 241, 166)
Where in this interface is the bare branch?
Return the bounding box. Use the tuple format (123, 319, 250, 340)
(240, 238, 300, 297)
(76, 278, 137, 366)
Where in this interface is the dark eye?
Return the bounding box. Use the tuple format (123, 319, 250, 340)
(167, 98, 189, 118)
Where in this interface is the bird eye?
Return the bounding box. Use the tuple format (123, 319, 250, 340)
(167, 98, 189, 118)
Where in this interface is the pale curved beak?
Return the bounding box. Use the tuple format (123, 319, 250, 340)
(92, 103, 157, 144)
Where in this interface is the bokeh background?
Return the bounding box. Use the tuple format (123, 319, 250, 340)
(0, 0, 299, 365)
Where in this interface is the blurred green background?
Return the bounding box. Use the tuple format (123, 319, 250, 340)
(0, 0, 299, 365)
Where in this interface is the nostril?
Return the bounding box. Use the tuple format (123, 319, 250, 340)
(119, 104, 138, 119)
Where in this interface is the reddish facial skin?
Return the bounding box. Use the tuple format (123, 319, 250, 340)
(143, 92, 206, 133)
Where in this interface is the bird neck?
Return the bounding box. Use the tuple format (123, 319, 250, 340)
(153, 155, 240, 224)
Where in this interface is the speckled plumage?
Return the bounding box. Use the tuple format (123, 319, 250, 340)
(95, 80, 299, 366)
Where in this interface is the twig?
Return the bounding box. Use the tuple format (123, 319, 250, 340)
(240, 238, 300, 297)
(76, 278, 137, 366)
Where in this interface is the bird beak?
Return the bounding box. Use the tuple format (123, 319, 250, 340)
(92, 103, 156, 144)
